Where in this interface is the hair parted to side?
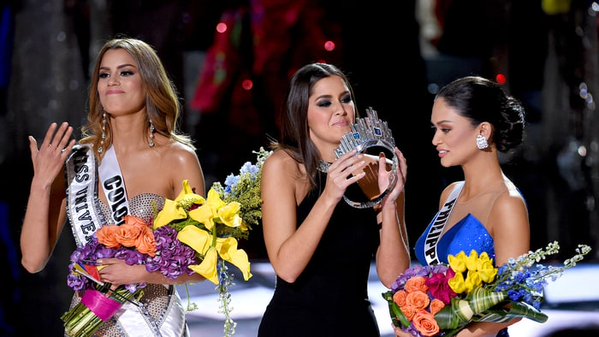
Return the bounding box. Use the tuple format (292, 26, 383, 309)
(274, 62, 357, 188)
(436, 76, 525, 152)
(80, 37, 193, 158)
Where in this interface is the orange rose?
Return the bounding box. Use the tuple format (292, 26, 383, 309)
(406, 290, 430, 310)
(393, 290, 407, 307)
(97, 226, 121, 249)
(429, 298, 445, 315)
(400, 304, 418, 321)
(114, 223, 143, 247)
(135, 225, 157, 257)
(412, 310, 440, 337)
(405, 276, 429, 293)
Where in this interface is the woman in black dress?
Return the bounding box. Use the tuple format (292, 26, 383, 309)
(257, 63, 410, 337)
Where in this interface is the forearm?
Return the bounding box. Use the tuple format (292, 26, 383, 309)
(456, 322, 511, 337)
(142, 267, 205, 285)
(20, 179, 56, 273)
(377, 198, 410, 287)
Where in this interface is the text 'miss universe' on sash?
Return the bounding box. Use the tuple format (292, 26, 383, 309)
(66, 145, 131, 247)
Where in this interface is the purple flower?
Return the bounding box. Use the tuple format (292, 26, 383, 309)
(145, 226, 199, 279)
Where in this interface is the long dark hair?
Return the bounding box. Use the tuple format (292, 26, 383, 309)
(274, 62, 356, 187)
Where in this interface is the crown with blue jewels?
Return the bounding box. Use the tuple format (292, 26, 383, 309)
(334, 107, 399, 209)
(335, 107, 396, 159)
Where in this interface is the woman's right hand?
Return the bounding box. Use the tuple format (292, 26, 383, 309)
(393, 325, 413, 337)
(322, 150, 368, 203)
(29, 122, 76, 187)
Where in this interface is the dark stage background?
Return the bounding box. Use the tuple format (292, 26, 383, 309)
(1, 1, 598, 336)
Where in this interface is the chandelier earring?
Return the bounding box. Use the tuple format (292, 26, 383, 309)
(98, 111, 107, 154)
(148, 119, 156, 148)
(476, 134, 489, 150)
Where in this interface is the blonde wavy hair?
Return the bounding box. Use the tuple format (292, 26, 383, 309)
(80, 38, 193, 157)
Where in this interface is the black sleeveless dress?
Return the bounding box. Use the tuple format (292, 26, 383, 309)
(258, 172, 381, 337)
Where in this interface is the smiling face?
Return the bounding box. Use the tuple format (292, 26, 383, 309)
(431, 97, 480, 167)
(97, 48, 146, 116)
(306, 75, 355, 158)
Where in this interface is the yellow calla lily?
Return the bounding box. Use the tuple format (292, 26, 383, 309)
(178, 225, 252, 285)
(154, 199, 187, 229)
(216, 237, 252, 281)
(189, 247, 219, 284)
(177, 225, 212, 255)
(189, 189, 225, 230)
(154, 180, 205, 229)
(448, 251, 468, 273)
(189, 204, 216, 230)
(218, 202, 243, 228)
(191, 237, 252, 285)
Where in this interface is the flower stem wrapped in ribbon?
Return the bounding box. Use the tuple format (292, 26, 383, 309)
(62, 215, 157, 337)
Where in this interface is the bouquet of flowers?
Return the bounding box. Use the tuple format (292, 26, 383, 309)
(382, 241, 592, 337)
(62, 147, 271, 337)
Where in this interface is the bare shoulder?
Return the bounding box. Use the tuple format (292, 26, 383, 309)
(493, 178, 527, 214)
(162, 141, 199, 165)
(438, 181, 464, 208)
(161, 141, 205, 196)
(263, 149, 301, 179)
(488, 178, 529, 234)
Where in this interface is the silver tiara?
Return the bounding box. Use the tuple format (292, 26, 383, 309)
(334, 107, 398, 209)
(335, 107, 396, 159)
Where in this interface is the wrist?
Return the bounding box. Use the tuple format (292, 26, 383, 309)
(30, 178, 52, 194)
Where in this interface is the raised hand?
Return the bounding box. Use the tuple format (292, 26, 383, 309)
(29, 122, 76, 186)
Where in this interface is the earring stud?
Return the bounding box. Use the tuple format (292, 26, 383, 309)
(476, 134, 489, 150)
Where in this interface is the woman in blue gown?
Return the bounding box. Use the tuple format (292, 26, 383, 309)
(407, 76, 531, 337)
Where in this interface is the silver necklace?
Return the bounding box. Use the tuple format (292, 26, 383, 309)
(317, 160, 331, 173)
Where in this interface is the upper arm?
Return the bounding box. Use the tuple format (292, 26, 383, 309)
(260, 152, 300, 266)
(488, 192, 530, 265)
(167, 144, 206, 197)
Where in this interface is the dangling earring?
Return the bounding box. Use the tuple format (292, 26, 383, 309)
(476, 134, 489, 150)
(148, 119, 155, 148)
(98, 111, 107, 154)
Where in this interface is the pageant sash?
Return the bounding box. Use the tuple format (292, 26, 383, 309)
(97, 146, 130, 225)
(66, 144, 105, 247)
(423, 181, 464, 265)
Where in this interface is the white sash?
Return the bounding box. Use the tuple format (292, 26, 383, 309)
(423, 181, 464, 265)
(67, 146, 180, 336)
(97, 146, 130, 225)
(66, 144, 106, 247)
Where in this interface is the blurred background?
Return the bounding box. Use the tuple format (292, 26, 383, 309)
(0, 0, 598, 336)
